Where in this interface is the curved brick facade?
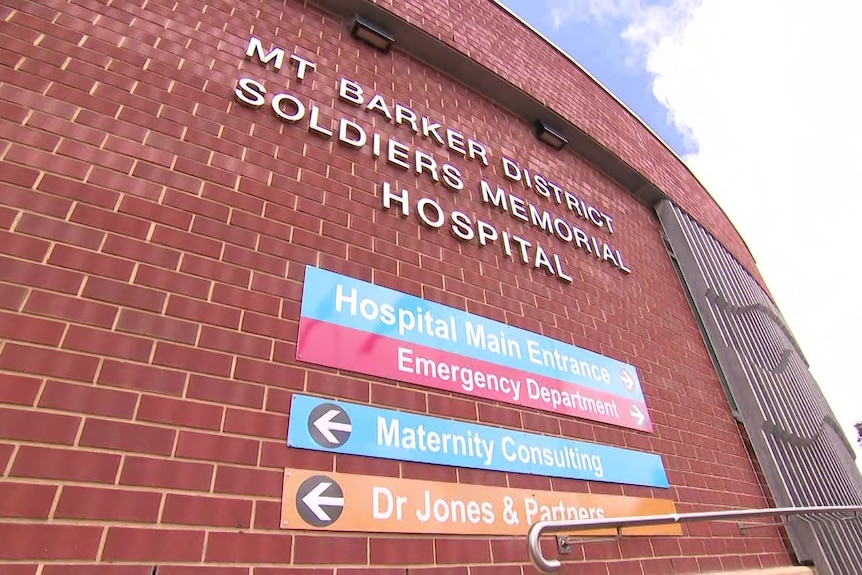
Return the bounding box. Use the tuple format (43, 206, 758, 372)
(0, 0, 795, 573)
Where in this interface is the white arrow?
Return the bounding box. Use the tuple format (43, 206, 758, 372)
(313, 409, 352, 444)
(301, 481, 344, 522)
(620, 370, 637, 392)
(630, 404, 646, 426)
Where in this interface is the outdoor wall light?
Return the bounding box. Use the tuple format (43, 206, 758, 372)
(534, 120, 568, 151)
(350, 16, 395, 53)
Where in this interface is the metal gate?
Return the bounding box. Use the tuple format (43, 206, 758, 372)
(655, 199, 862, 574)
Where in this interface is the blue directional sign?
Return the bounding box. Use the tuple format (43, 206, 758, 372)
(287, 394, 669, 489)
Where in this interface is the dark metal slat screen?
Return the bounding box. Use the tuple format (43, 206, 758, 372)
(656, 199, 862, 575)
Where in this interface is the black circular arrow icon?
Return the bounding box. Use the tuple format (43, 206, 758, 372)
(295, 475, 345, 527)
(307, 403, 352, 448)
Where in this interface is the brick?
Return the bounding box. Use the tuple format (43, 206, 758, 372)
(214, 464, 283, 497)
(39, 380, 138, 419)
(522, 410, 561, 435)
(105, 135, 173, 167)
(399, 461, 458, 484)
(55, 485, 162, 522)
(74, 107, 139, 138)
(42, 567, 152, 575)
(0, 309, 65, 346)
(162, 493, 252, 528)
(103, 234, 180, 268)
(434, 538, 491, 564)
(0, 524, 101, 560)
(212, 282, 280, 316)
(180, 253, 251, 287)
(0, 565, 38, 575)
(0, 373, 42, 406)
(132, 161, 201, 194)
(83, 276, 167, 312)
(457, 467, 508, 488)
(120, 455, 213, 491)
(0, 282, 28, 310)
(117, 308, 199, 344)
(427, 394, 478, 421)
(0, 442, 12, 471)
(201, 181, 264, 215)
(11, 446, 121, 483)
(27, 111, 104, 147)
(241, 311, 296, 340)
(98, 359, 187, 396)
(370, 383, 427, 413)
(205, 532, 292, 563)
(223, 244, 287, 277)
(63, 324, 154, 362)
(234, 357, 304, 389)
(176, 430, 258, 465)
(223, 408, 288, 440)
(24, 290, 118, 327)
(153, 341, 233, 377)
(187, 374, 265, 409)
(253, 499, 282, 530)
(173, 156, 237, 187)
(80, 418, 176, 456)
(134, 264, 212, 299)
(90, 167, 162, 201)
(137, 394, 223, 430)
(36, 174, 119, 209)
(191, 214, 254, 246)
(146, 132, 210, 163)
(407, 568, 468, 575)
(166, 294, 241, 329)
(0, 255, 84, 294)
(489, 538, 530, 563)
(70, 203, 150, 239)
(261, 436, 337, 471)
(58, 139, 136, 174)
(293, 535, 367, 565)
(0, 160, 39, 187)
(370, 537, 434, 564)
(477, 403, 522, 429)
(152, 227, 224, 261)
(0, 406, 80, 444)
(0, 206, 16, 229)
(199, 325, 272, 359)
(121, 197, 192, 230)
(0, 482, 57, 518)
(251, 271, 302, 299)
(337, 449, 400, 476)
(102, 527, 204, 562)
(469, 568, 517, 575)
(265, 387, 295, 415)
(1, 182, 71, 219)
(0, 229, 51, 260)
(307, 371, 370, 403)
(156, 568, 247, 575)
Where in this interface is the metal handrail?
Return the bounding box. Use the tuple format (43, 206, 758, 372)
(527, 504, 862, 573)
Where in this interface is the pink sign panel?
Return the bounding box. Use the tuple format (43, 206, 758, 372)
(297, 267, 654, 431)
(298, 318, 650, 430)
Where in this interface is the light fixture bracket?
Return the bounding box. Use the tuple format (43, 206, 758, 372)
(534, 120, 568, 151)
(350, 15, 395, 53)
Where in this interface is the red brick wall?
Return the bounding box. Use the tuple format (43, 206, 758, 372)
(0, 0, 789, 573)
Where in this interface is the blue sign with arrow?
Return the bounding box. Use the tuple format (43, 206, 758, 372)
(288, 394, 669, 489)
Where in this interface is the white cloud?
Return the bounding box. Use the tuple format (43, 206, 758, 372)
(549, 0, 644, 29)
(615, 0, 862, 461)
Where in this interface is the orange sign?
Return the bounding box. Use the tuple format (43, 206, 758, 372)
(280, 469, 681, 536)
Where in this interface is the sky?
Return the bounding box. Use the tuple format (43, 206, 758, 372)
(500, 0, 862, 463)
